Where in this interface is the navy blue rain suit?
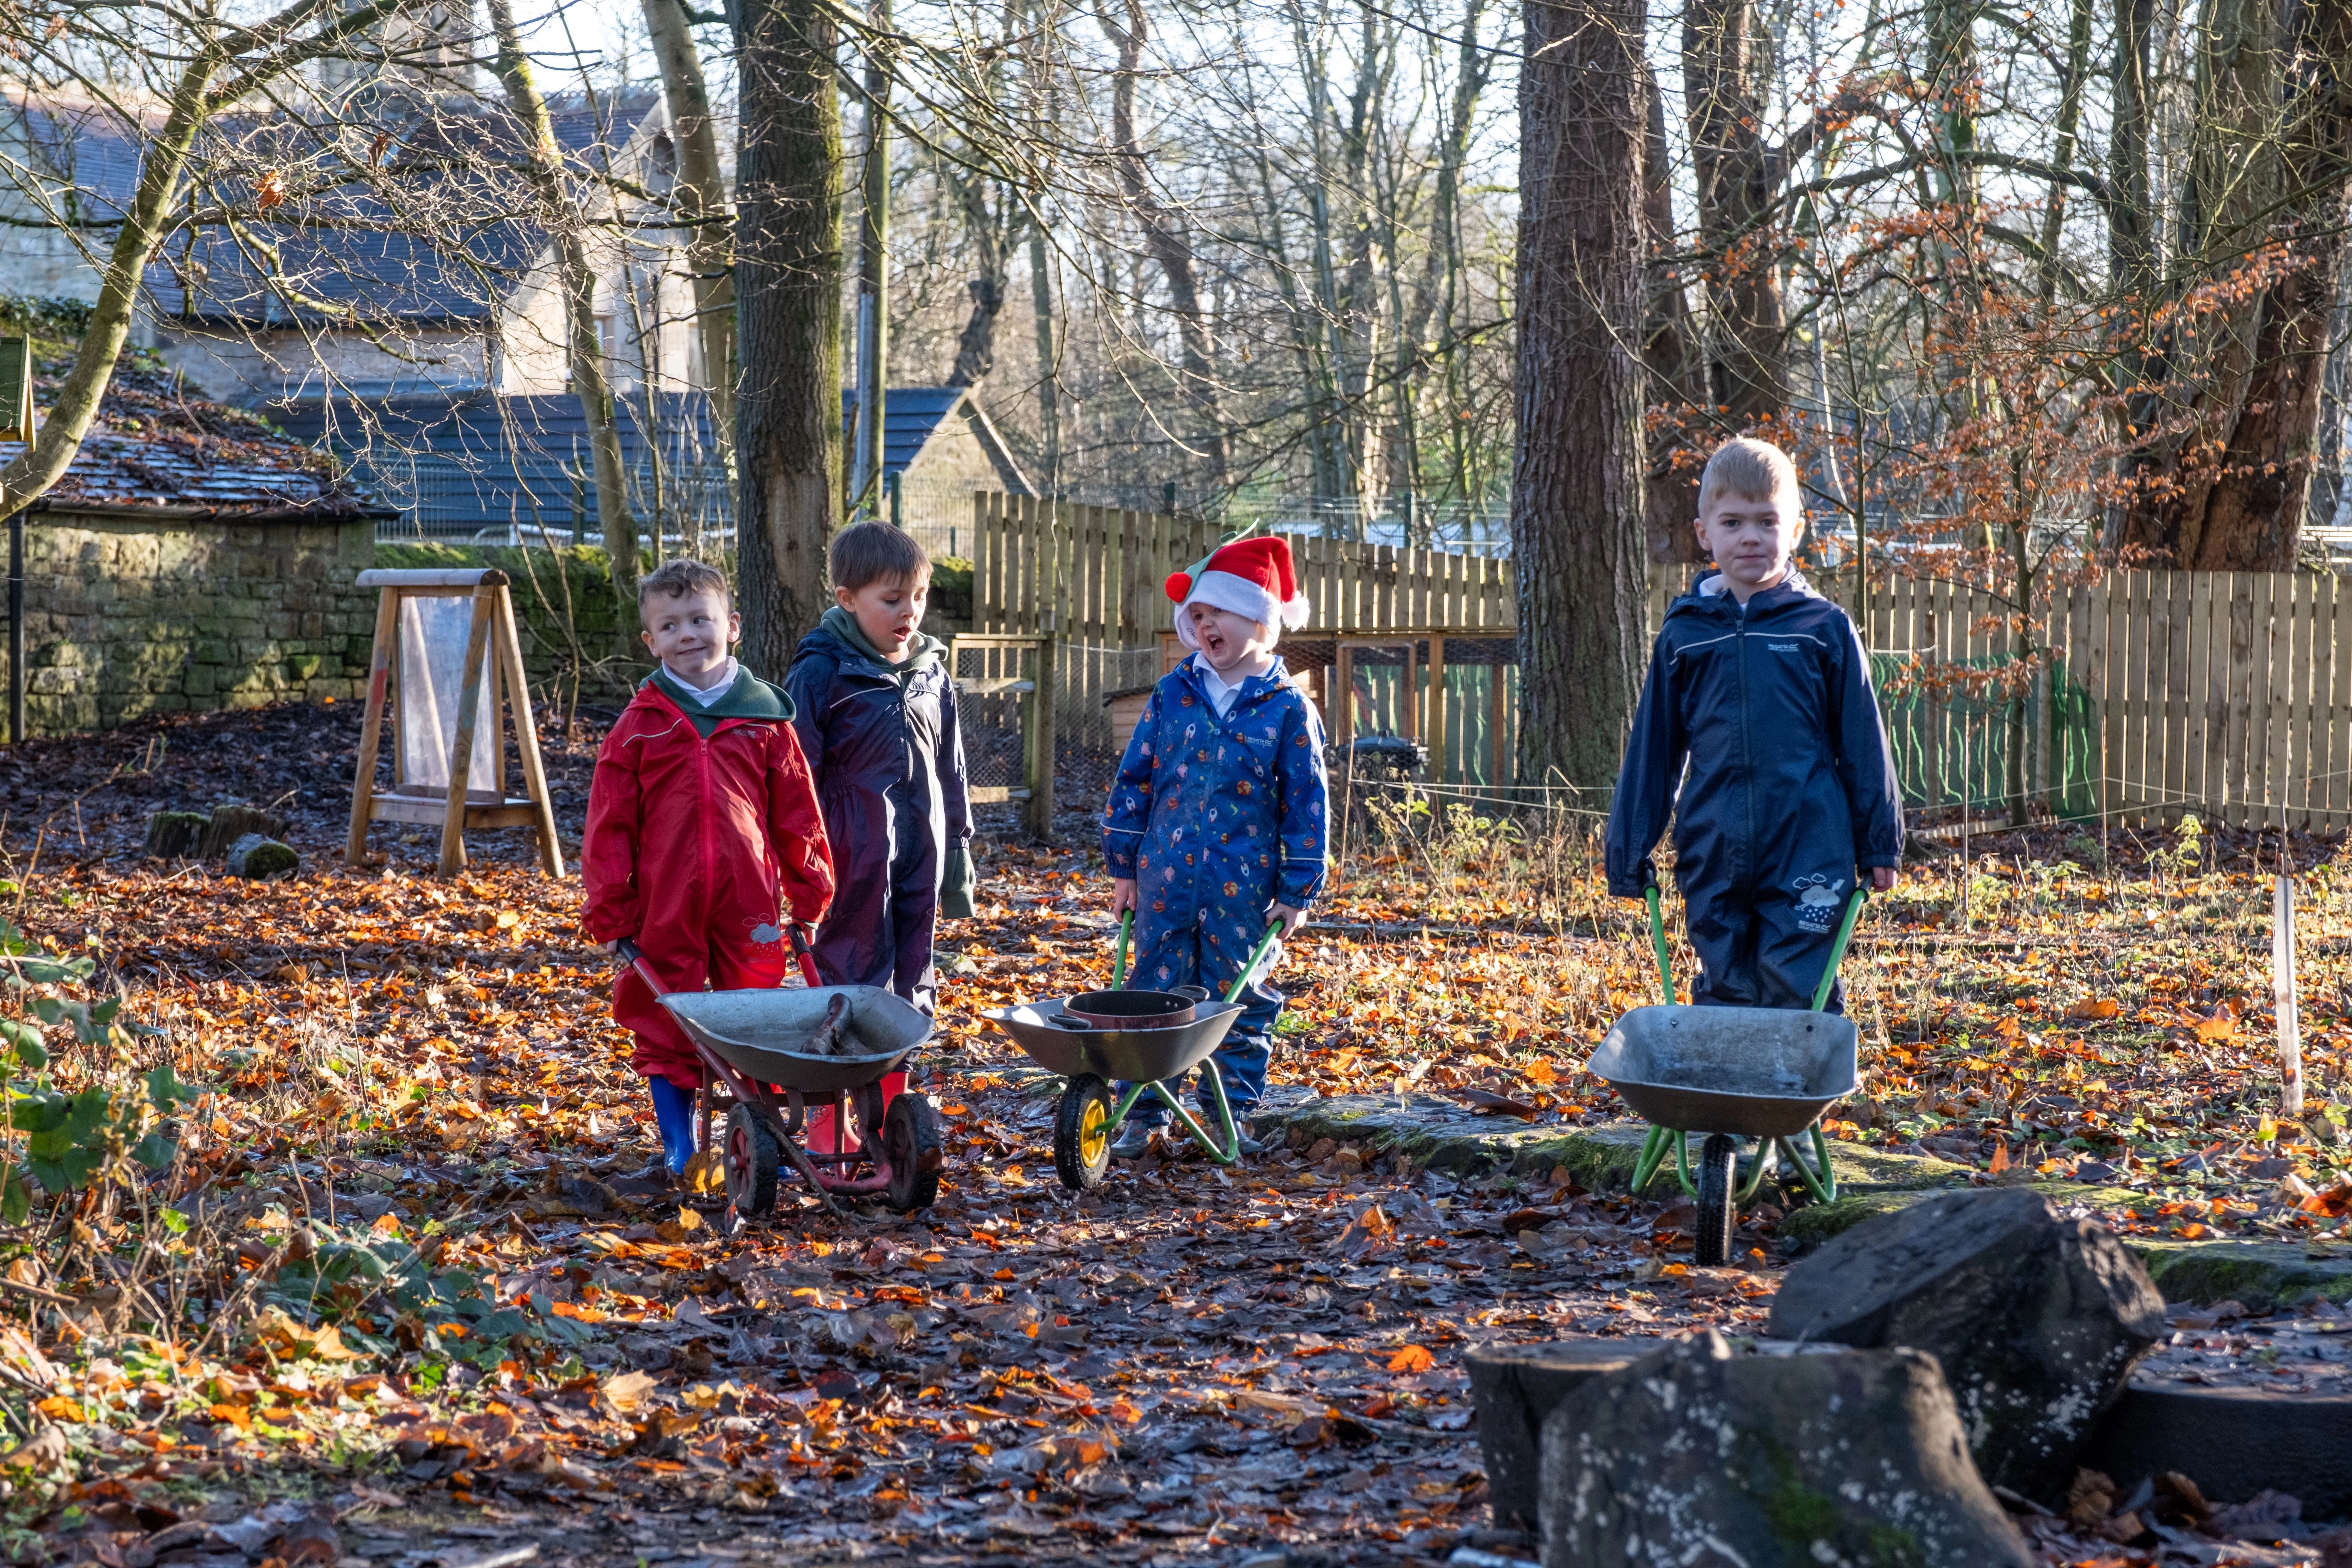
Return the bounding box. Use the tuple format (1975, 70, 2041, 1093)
(1603, 571, 1902, 1012)
(786, 609, 975, 1014)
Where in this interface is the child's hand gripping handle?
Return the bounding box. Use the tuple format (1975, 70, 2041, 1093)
(787, 924, 824, 989)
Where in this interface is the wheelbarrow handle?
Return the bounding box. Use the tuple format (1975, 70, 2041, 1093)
(1223, 919, 1286, 1006)
(611, 937, 670, 999)
(1644, 886, 1674, 1006)
(787, 922, 825, 988)
(1113, 909, 1132, 989)
(1808, 888, 1868, 1012)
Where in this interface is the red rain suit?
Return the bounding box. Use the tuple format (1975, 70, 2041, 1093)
(582, 675, 835, 1089)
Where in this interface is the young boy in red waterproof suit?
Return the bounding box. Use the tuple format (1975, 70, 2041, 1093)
(582, 558, 836, 1184)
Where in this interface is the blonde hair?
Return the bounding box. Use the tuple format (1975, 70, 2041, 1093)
(1697, 437, 1803, 516)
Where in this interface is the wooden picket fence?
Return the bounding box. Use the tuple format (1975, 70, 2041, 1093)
(968, 492, 1515, 639)
(965, 493, 2352, 830)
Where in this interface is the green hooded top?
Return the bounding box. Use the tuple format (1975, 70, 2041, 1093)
(646, 661, 796, 740)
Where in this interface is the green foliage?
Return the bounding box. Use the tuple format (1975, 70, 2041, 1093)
(0, 913, 188, 1222)
(0, 294, 96, 351)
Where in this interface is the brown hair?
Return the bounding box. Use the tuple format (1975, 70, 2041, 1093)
(637, 557, 731, 622)
(829, 522, 930, 593)
(1697, 436, 1802, 516)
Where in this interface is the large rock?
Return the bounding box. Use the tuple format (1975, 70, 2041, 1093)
(1540, 1331, 2032, 1567)
(1769, 1186, 2165, 1500)
(225, 834, 299, 880)
(1466, 1340, 1637, 1529)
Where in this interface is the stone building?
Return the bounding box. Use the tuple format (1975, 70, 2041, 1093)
(5, 400, 389, 735)
(853, 386, 1036, 559)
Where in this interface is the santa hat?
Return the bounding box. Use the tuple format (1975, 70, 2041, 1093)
(1166, 536, 1310, 649)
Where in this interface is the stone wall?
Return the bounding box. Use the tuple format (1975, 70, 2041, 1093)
(21, 508, 376, 734)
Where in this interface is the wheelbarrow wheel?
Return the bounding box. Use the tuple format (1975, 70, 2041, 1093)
(1694, 1133, 1738, 1267)
(724, 1103, 780, 1219)
(884, 1092, 942, 1212)
(1054, 1075, 1116, 1191)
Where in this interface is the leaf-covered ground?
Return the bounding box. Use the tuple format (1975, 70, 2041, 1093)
(0, 701, 2347, 1567)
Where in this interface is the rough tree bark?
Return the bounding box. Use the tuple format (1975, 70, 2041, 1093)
(639, 0, 735, 482)
(1097, 0, 1231, 489)
(488, 0, 640, 595)
(1512, 0, 1650, 793)
(2113, 0, 2352, 568)
(733, 0, 844, 671)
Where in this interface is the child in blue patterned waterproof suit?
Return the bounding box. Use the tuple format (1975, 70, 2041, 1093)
(1102, 536, 1330, 1160)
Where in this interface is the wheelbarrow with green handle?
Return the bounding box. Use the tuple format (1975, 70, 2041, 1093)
(982, 913, 1285, 1190)
(1585, 885, 1866, 1266)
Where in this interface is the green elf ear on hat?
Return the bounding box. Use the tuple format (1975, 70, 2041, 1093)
(1164, 536, 1310, 650)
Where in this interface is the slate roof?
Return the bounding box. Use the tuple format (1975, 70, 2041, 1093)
(266, 388, 723, 535)
(13, 432, 390, 519)
(12, 89, 661, 326)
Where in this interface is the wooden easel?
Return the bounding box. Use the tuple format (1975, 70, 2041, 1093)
(345, 567, 565, 876)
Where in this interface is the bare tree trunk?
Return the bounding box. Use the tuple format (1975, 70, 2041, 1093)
(1513, 0, 1649, 792)
(640, 0, 735, 485)
(1028, 227, 1061, 487)
(1683, 0, 1789, 427)
(488, 0, 640, 596)
(849, 0, 891, 519)
(734, 0, 843, 669)
(947, 177, 1009, 386)
(1097, 0, 1231, 489)
(1641, 62, 1705, 574)
(0, 52, 220, 516)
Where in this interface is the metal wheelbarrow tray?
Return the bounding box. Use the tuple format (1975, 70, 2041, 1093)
(1589, 1003, 1859, 1139)
(657, 985, 931, 1093)
(982, 998, 1246, 1086)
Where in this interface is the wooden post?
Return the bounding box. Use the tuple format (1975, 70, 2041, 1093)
(437, 586, 499, 876)
(346, 586, 403, 866)
(1490, 653, 1507, 787)
(498, 588, 566, 876)
(1337, 643, 1356, 749)
(1023, 634, 1057, 841)
(2277, 873, 2302, 1117)
(1426, 635, 1447, 784)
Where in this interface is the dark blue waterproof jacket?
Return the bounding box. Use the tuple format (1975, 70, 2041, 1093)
(785, 617, 972, 912)
(1603, 571, 1902, 900)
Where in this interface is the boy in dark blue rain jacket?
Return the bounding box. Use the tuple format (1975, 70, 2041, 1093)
(1103, 536, 1330, 1158)
(1605, 437, 1903, 1012)
(787, 523, 974, 1015)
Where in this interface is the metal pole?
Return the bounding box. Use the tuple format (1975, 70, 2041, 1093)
(9, 512, 23, 745)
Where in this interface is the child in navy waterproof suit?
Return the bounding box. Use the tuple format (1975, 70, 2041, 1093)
(1605, 438, 1903, 1011)
(787, 522, 975, 1016)
(1102, 536, 1330, 1158)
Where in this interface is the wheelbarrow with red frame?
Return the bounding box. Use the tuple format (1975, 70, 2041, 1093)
(614, 933, 944, 1220)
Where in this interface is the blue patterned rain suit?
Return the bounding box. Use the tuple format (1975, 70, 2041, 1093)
(1102, 656, 1331, 1119)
